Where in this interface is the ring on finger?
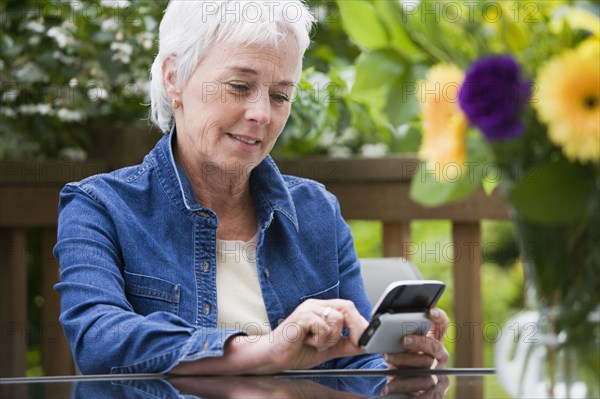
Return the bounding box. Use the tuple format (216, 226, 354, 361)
(321, 306, 332, 321)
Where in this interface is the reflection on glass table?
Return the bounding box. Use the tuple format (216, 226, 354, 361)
(1, 369, 509, 399)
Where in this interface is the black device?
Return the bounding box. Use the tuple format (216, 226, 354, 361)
(359, 280, 445, 354)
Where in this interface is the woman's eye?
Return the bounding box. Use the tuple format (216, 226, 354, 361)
(270, 93, 289, 104)
(228, 82, 250, 94)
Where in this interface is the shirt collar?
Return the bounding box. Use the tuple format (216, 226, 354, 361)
(155, 125, 299, 231)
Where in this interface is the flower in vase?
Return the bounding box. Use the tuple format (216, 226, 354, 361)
(534, 39, 600, 163)
(417, 63, 468, 180)
(458, 55, 532, 141)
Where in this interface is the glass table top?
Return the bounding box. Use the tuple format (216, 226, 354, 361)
(1, 368, 512, 398)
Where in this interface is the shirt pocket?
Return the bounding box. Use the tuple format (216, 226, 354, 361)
(300, 280, 340, 302)
(124, 271, 181, 316)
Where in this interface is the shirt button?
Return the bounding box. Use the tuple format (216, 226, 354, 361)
(264, 268, 270, 278)
(197, 211, 210, 218)
(201, 341, 209, 352)
(205, 303, 210, 315)
(203, 261, 209, 272)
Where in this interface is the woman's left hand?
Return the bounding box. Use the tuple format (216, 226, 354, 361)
(383, 307, 450, 369)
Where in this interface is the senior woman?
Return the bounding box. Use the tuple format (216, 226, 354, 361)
(54, 0, 449, 377)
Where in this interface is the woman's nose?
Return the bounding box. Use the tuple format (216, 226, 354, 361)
(244, 89, 271, 125)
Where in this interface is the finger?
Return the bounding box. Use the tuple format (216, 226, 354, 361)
(304, 299, 369, 346)
(384, 351, 435, 369)
(328, 299, 368, 345)
(317, 336, 364, 361)
(383, 375, 437, 395)
(308, 308, 344, 350)
(406, 375, 450, 399)
(428, 307, 449, 341)
(400, 335, 449, 368)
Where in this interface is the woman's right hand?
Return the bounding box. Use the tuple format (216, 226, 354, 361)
(259, 298, 369, 371)
(171, 298, 369, 375)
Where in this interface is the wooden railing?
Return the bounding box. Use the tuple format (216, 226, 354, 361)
(0, 161, 106, 378)
(0, 156, 509, 379)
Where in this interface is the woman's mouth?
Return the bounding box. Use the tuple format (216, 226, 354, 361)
(229, 134, 260, 145)
(227, 133, 262, 152)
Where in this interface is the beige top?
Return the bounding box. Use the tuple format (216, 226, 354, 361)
(216, 234, 271, 335)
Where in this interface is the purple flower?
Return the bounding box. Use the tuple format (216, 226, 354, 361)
(458, 55, 532, 141)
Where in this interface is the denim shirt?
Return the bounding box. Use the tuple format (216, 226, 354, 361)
(54, 130, 385, 374)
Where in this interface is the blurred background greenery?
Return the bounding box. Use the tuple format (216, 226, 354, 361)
(1, 0, 523, 378)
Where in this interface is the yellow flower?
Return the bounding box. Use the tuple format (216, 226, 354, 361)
(418, 64, 469, 181)
(550, 7, 600, 37)
(534, 39, 600, 163)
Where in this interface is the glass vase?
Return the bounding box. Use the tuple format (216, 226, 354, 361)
(496, 307, 599, 398)
(495, 212, 600, 398)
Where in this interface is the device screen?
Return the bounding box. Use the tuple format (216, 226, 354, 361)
(373, 281, 445, 316)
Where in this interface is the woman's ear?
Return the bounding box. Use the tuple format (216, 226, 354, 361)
(162, 56, 180, 100)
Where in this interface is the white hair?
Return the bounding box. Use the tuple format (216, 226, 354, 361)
(149, 0, 316, 133)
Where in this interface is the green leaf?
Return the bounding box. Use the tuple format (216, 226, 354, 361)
(384, 72, 418, 127)
(373, 1, 423, 60)
(351, 50, 405, 95)
(409, 161, 482, 207)
(336, 0, 388, 49)
(383, 64, 427, 127)
(482, 177, 499, 196)
(500, 19, 529, 52)
(507, 161, 595, 225)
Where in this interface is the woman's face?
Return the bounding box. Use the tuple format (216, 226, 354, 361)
(171, 38, 300, 175)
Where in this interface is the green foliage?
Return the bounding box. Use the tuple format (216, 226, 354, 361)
(274, 66, 420, 157)
(1, 0, 167, 159)
(276, 0, 422, 158)
(1, 0, 397, 159)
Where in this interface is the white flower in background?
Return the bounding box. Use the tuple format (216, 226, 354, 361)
(29, 35, 41, 46)
(395, 124, 410, 138)
(70, 2, 83, 11)
(101, 0, 131, 8)
(2, 89, 18, 102)
(87, 86, 109, 102)
(47, 26, 69, 48)
(339, 127, 359, 144)
(58, 147, 87, 161)
(320, 128, 336, 147)
(311, 5, 328, 23)
(25, 21, 45, 33)
(19, 104, 44, 115)
(69, 78, 79, 88)
(111, 42, 133, 64)
(52, 51, 78, 65)
(36, 104, 52, 115)
(14, 62, 45, 82)
(101, 19, 119, 32)
(338, 68, 355, 91)
(57, 108, 83, 122)
(134, 79, 150, 98)
(360, 143, 388, 157)
(1, 108, 17, 118)
(144, 15, 157, 32)
(329, 146, 353, 158)
(19, 104, 52, 116)
(137, 32, 154, 50)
